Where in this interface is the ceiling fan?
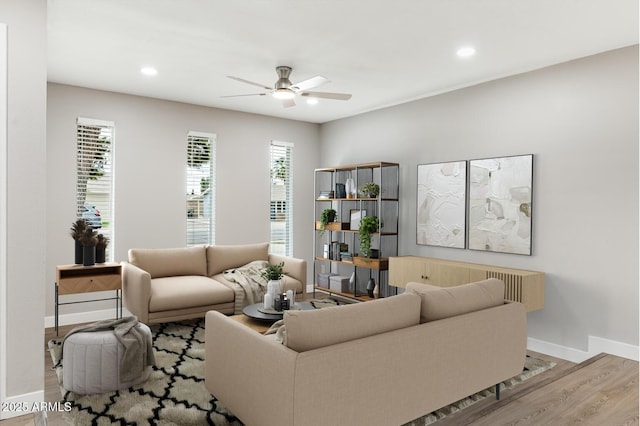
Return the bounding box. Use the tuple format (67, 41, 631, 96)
(223, 66, 352, 108)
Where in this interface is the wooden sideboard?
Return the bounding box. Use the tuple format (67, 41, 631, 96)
(389, 256, 544, 312)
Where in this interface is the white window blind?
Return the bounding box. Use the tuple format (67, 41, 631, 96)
(270, 141, 293, 256)
(186, 131, 216, 246)
(76, 117, 114, 261)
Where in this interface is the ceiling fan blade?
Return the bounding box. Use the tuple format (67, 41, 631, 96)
(221, 93, 267, 98)
(300, 91, 352, 101)
(291, 75, 329, 92)
(282, 98, 296, 108)
(227, 76, 273, 90)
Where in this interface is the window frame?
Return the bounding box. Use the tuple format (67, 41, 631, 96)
(76, 117, 115, 261)
(269, 140, 294, 256)
(186, 131, 216, 247)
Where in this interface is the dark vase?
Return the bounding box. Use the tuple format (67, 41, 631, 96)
(96, 247, 106, 263)
(83, 245, 96, 266)
(366, 278, 376, 298)
(74, 239, 83, 264)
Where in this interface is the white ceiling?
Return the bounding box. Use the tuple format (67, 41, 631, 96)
(47, 0, 638, 124)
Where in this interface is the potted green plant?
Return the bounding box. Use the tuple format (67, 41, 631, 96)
(261, 261, 285, 281)
(319, 208, 337, 235)
(95, 234, 109, 263)
(79, 227, 98, 266)
(358, 216, 380, 258)
(360, 182, 380, 198)
(70, 219, 88, 264)
(262, 261, 286, 309)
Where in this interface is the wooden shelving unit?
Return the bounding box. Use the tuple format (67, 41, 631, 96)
(313, 162, 399, 302)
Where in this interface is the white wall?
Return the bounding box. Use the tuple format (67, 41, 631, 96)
(46, 84, 320, 318)
(0, 0, 47, 416)
(320, 46, 639, 361)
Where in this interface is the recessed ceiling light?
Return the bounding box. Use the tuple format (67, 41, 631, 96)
(140, 67, 158, 76)
(456, 46, 476, 58)
(306, 98, 319, 105)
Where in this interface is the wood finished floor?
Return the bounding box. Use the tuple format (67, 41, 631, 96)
(1, 321, 638, 426)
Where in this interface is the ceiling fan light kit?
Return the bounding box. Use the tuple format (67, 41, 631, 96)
(224, 65, 352, 108)
(273, 88, 296, 100)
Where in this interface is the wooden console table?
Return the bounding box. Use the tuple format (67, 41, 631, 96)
(389, 256, 544, 312)
(55, 263, 122, 335)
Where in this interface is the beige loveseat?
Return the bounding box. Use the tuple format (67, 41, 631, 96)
(205, 278, 527, 426)
(122, 242, 306, 324)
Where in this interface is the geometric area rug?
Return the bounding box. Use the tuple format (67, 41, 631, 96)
(49, 319, 555, 425)
(48, 319, 240, 425)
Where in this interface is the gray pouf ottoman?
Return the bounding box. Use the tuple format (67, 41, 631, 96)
(63, 322, 153, 394)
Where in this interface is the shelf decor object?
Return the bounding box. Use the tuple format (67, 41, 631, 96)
(468, 154, 533, 255)
(313, 162, 399, 302)
(417, 160, 467, 248)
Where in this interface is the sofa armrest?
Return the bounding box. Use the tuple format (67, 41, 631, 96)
(205, 311, 298, 426)
(121, 261, 151, 323)
(268, 254, 306, 289)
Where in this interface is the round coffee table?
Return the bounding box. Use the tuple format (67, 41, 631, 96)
(242, 302, 315, 322)
(242, 303, 284, 322)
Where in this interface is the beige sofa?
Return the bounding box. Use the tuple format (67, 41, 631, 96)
(205, 278, 527, 426)
(122, 242, 306, 324)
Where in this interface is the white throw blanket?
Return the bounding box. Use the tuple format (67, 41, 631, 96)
(223, 260, 269, 314)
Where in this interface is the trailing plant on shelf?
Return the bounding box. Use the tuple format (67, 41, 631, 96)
(359, 215, 380, 258)
(360, 182, 380, 198)
(319, 208, 337, 235)
(261, 261, 285, 281)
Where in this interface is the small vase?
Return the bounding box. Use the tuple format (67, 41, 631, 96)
(83, 245, 96, 266)
(268, 280, 281, 297)
(96, 247, 106, 263)
(74, 239, 83, 264)
(366, 278, 375, 298)
(345, 178, 355, 199)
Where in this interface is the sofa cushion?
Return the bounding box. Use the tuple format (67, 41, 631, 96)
(128, 247, 207, 279)
(283, 293, 421, 352)
(207, 243, 270, 277)
(149, 276, 234, 312)
(406, 278, 505, 323)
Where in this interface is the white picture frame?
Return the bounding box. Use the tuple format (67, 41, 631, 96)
(350, 209, 365, 231)
(417, 161, 467, 248)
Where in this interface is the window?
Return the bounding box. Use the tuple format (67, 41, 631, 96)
(186, 131, 216, 246)
(270, 141, 293, 256)
(76, 117, 114, 261)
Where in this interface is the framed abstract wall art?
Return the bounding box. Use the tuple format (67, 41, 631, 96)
(417, 161, 467, 248)
(468, 154, 533, 255)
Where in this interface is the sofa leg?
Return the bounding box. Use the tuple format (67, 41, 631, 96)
(495, 383, 500, 400)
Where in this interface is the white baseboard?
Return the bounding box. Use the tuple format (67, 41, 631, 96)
(528, 336, 639, 363)
(44, 308, 132, 329)
(587, 336, 639, 362)
(0, 390, 44, 420)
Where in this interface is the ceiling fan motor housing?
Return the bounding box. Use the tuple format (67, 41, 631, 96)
(275, 66, 293, 90)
